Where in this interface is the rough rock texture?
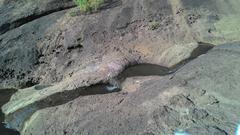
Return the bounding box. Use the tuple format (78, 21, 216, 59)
(1, 0, 240, 89)
(3, 43, 240, 134)
(0, 0, 75, 34)
(1, 0, 199, 117)
(1, 0, 240, 134)
(1, 0, 197, 88)
(20, 43, 240, 135)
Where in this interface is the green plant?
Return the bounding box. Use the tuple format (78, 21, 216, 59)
(74, 0, 104, 12)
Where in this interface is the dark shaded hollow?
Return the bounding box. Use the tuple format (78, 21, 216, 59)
(0, 5, 76, 35)
(4, 84, 119, 131)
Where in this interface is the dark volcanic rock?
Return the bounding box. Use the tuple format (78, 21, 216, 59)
(19, 43, 240, 135)
(0, 0, 75, 35)
(0, 10, 67, 88)
(1, 0, 240, 135)
(1, 0, 240, 89)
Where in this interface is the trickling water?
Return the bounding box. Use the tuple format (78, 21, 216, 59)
(117, 64, 172, 81)
(2, 64, 172, 132)
(106, 64, 173, 91)
(1, 42, 214, 133)
(0, 89, 20, 135)
(236, 124, 240, 135)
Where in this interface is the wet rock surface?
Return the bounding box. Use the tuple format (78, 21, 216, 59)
(0, 89, 19, 135)
(1, 0, 240, 134)
(20, 43, 240, 135)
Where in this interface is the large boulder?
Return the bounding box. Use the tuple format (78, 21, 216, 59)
(19, 43, 240, 135)
(1, 0, 240, 134)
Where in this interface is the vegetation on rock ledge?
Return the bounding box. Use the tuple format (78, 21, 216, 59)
(74, 0, 104, 12)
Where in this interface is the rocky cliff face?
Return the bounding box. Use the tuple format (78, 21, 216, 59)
(1, 0, 240, 134)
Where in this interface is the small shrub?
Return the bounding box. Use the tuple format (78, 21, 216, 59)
(74, 0, 104, 12)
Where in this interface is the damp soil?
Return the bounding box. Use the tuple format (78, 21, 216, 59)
(0, 89, 20, 135)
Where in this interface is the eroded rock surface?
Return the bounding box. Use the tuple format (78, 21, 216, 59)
(20, 43, 240, 135)
(0, 0, 75, 35)
(1, 0, 240, 134)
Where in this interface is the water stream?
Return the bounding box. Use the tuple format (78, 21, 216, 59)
(1, 42, 214, 133)
(2, 64, 173, 133)
(0, 89, 20, 135)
